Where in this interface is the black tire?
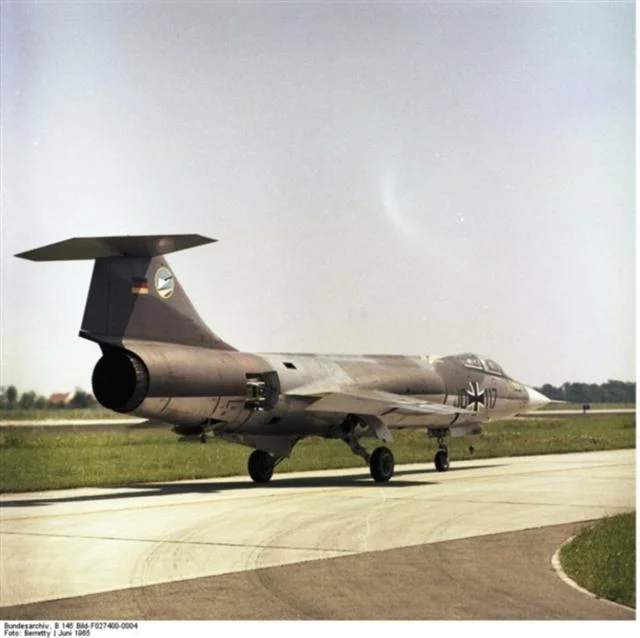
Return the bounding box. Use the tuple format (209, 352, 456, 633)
(370, 446, 395, 482)
(248, 450, 274, 483)
(434, 449, 449, 472)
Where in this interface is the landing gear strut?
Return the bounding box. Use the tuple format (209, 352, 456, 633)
(340, 417, 395, 482)
(248, 449, 282, 484)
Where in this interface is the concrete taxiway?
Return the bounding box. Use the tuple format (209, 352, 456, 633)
(0, 449, 635, 617)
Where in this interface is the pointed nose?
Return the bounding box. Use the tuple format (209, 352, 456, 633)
(525, 386, 551, 411)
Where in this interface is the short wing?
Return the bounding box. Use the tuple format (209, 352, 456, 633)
(294, 388, 476, 418)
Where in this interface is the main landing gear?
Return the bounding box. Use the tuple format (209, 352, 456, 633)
(248, 449, 283, 484)
(248, 426, 395, 484)
(340, 418, 395, 482)
(370, 446, 395, 482)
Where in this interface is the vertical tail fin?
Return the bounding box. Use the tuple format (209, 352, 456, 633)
(16, 234, 235, 350)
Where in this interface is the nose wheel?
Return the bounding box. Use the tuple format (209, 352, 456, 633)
(434, 448, 449, 472)
(433, 434, 450, 472)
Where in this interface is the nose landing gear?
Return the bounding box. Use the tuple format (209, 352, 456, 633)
(430, 429, 450, 472)
(434, 446, 450, 472)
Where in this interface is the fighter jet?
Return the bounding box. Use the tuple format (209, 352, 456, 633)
(16, 234, 550, 483)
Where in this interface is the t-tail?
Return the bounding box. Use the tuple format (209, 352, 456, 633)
(16, 234, 234, 351)
(16, 235, 240, 416)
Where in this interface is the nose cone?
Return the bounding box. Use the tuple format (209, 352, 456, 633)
(525, 386, 551, 411)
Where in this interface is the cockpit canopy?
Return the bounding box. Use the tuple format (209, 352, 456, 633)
(447, 353, 508, 377)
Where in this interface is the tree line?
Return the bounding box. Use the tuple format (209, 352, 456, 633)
(534, 380, 635, 404)
(0, 386, 97, 410)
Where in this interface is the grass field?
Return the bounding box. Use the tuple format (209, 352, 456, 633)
(560, 512, 636, 608)
(0, 408, 132, 421)
(0, 413, 635, 492)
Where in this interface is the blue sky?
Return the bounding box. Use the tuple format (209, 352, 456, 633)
(1, 1, 635, 395)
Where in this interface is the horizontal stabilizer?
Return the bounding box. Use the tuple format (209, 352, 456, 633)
(15, 234, 216, 261)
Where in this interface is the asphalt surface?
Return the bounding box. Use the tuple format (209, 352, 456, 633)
(2, 521, 633, 620)
(1, 449, 635, 620)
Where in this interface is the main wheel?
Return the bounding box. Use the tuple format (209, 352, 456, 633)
(370, 446, 395, 482)
(248, 449, 275, 483)
(434, 449, 449, 472)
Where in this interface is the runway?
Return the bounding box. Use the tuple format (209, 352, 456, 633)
(0, 449, 635, 619)
(517, 409, 636, 418)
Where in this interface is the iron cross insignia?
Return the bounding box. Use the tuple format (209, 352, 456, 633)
(466, 381, 486, 411)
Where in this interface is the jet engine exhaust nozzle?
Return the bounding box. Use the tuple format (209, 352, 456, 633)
(92, 349, 149, 412)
